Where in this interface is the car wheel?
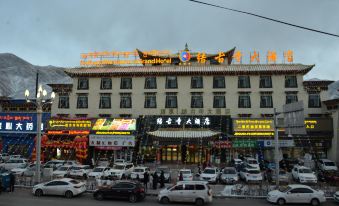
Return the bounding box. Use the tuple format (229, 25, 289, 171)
(311, 198, 319, 206)
(195, 198, 204, 206)
(95, 192, 104, 201)
(35, 189, 43, 197)
(161, 196, 170, 204)
(277, 198, 285, 205)
(129, 194, 137, 203)
(65, 190, 73, 198)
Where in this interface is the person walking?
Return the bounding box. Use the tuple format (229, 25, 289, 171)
(143, 171, 149, 191)
(159, 171, 165, 188)
(152, 172, 158, 190)
(9, 172, 15, 192)
(179, 172, 183, 181)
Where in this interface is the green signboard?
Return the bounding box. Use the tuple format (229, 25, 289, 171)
(232, 140, 257, 148)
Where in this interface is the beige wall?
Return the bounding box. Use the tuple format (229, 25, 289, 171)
(51, 74, 327, 118)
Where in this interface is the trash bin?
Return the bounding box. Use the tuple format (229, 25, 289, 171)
(1, 173, 11, 192)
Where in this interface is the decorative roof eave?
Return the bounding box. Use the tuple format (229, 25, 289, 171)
(64, 64, 314, 78)
(323, 98, 339, 106)
(303, 80, 335, 86)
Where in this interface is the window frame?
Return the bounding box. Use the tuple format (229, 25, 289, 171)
(213, 76, 225, 88)
(58, 95, 69, 109)
(77, 95, 88, 109)
(286, 94, 298, 104)
(238, 76, 251, 88)
(99, 94, 111, 109)
(260, 95, 273, 108)
(144, 77, 157, 89)
(166, 76, 178, 89)
(144, 95, 157, 108)
(191, 76, 203, 89)
(77, 78, 89, 90)
(213, 95, 226, 108)
(238, 94, 251, 108)
(191, 95, 204, 108)
(165, 95, 177, 108)
(100, 78, 112, 90)
(259, 76, 272, 88)
(308, 94, 321, 108)
(120, 77, 132, 89)
(120, 95, 132, 108)
(285, 76, 298, 88)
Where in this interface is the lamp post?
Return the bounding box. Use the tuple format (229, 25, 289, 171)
(25, 85, 55, 183)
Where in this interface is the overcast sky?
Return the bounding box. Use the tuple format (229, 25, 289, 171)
(0, 0, 338, 80)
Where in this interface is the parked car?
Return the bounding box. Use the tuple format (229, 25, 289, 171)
(264, 169, 289, 183)
(68, 165, 92, 179)
(52, 165, 73, 178)
(9, 155, 24, 159)
(32, 178, 86, 198)
(317, 170, 339, 185)
(130, 166, 150, 181)
(317, 159, 338, 171)
(11, 164, 31, 175)
(158, 181, 212, 206)
(107, 163, 134, 179)
(97, 158, 110, 167)
(0, 158, 28, 170)
(280, 158, 299, 172)
(155, 166, 171, 183)
(114, 159, 125, 164)
(44, 160, 65, 170)
(334, 191, 339, 203)
(200, 167, 219, 184)
(243, 157, 260, 170)
(88, 166, 111, 179)
(292, 165, 317, 184)
(219, 167, 238, 184)
(231, 158, 243, 167)
(93, 180, 145, 202)
(11, 164, 38, 176)
(239, 167, 263, 183)
(0, 153, 10, 161)
(267, 184, 326, 206)
(177, 169, 193, 181)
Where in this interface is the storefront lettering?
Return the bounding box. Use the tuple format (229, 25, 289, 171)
(156, 117, 211, 126)
(48, 119, 92, 130)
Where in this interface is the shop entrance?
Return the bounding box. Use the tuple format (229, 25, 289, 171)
(160, 145, 208, 164)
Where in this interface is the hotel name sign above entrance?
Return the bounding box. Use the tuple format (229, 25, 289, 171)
(160, 108, 230, 116)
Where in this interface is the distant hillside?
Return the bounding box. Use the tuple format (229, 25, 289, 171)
(0, 53, 72, 99)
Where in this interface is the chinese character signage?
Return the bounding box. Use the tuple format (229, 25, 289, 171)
(232, 140, 257, 148)
(233, 118, 274, 136)
(47, 119, 94, 131)
(0, 112, 50, 133)
(89, 135, 135, 147)
(92, 119, 136, 131)
(155, 116, 211, 126)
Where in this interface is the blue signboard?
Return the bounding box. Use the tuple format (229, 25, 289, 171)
(0, 112, 50, 133)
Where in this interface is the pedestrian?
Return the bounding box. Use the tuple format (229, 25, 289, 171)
(121, 173, 126, 180)
(159, 171, 165, 188)
(143, 171, 149, 191)
(179, 172, 183, 181)
(0, 175, 2, 194)
(136, 174, 140, 182)
(152, 172, 158, 190)
(9, 172, 15, 192)
(203, 161, 207, 169)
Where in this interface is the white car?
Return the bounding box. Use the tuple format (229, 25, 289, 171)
(0, 153, 10, 161)
(334, 191, 339, 203)
(52, 165, 73, 178)
(69, 165, 92, 179)
(44, 160, 65, 170)
(0, 158, 28, 170)
(158, 181, 213, 205)
(114, 159, 125, 164)
(200, 167, 219, 184)
(32, 178, 86, 198)
(292, 165, 317, 184)
(244, 157, 260, 170)
(318, 159, 338, 171)
(107, 163, 134, 179)
(239, 167, 263, 183)
(177, 169, 193, 181)
(231, 158, 243, 167)
(9, 155, 24, 159)
(97, 158, 110, 167)
(130, 166, 150, 180)
(267, 184, 326, 205)
(11, 164, 37, 176)
(88, 166, 111, 179)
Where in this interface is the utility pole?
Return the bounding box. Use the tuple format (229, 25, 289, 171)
(273, 108, 280, 187)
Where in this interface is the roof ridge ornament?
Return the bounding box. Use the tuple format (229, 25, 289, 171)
(184, 43, 189, 51)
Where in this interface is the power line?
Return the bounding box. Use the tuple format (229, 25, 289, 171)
(188, 0, 339, 38)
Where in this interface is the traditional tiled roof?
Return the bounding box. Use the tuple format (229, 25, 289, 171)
(65, 64, 314, 77)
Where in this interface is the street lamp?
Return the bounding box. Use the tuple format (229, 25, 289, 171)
(25, 84, 55, 183)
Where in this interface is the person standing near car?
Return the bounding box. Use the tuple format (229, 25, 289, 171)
(9, 172, 15, 192)
(152, 172, 158, 189)
(159, 171, 165, 188)
(179, 172, 183, 181)
(143, 171, 149, 191)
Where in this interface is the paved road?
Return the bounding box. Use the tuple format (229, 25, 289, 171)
(0, 189, 338, 206)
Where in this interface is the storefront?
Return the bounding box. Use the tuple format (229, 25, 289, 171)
(90, 118, 136, 163)
(0, 112, 50, 158)
(45, 118, 93, 163)
(142, 115, 231, 164)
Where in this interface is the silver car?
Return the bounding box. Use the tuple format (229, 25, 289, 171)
(219, 167, 239, 184)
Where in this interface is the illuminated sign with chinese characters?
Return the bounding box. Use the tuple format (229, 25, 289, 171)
(156, 116, 211, 126)
(89, 135, 135, 147)
(47, 119, 93, 131)
(92, 119, 136, 131)
(0, 113, 50, 133)
(233, 118, 274, 136)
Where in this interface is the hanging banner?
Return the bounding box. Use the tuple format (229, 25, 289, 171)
(0, 112, 50, 133)
(92, 119, 136, 131)
(89, 135, 135, 147)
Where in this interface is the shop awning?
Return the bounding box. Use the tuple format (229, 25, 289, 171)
(147, 129, 220, 139)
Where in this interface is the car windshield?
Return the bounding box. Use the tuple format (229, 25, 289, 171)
(224, 169, 236, 174)
(248, 160, 258, 164)
(180, 170, 191, 174)
(299, 168, 312, 173)
(279, 186, 291, 192)
(324, 162, 336, 166)
(113, 165, 125, 170)
(133, 168, 144, 172)
(156, 168, 169, 173)
(248, 170, 260, 174)
(58, 167, 69, 171)
(204, 169, 216, 174)
(93, 168, 104, 172)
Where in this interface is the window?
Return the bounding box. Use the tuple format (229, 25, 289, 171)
(99, 94, 111, 109)
(165, 95, 177, 108)
(184, 184, 195, 190)
(145, 77, 157, 89)
(78, 78, 89, 90)
(173, 185, 183, 191)
(195, 185, 205, 190)
(309, 94, 321, 108)
(259, 76, 272, 88)
(120, 77, 132, 89)
(238, 94, 251, 108)
(166, 76, 177, 89)
(286, 94, 298, 104)
(238, 76, 251, 88)
(285, 76, 297, 88)
(290, 188, 313, 194)
(120, 94, 132, 108)
(213, 96, 225, 108)
(191, 94, 203, 108)
(213, 76, 225, 88)
(144, 95, 156, 108)
(58, 95, 69, 109)
(100, 78, 112, 90)
(191, 76, 203, 88)
(77, 95, 88, 108)
(260, 95, 273, 108)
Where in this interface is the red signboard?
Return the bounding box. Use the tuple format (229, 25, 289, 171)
(214, 141, 232, 149)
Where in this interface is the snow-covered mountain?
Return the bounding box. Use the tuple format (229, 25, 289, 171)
(0, 53, 72, 99)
